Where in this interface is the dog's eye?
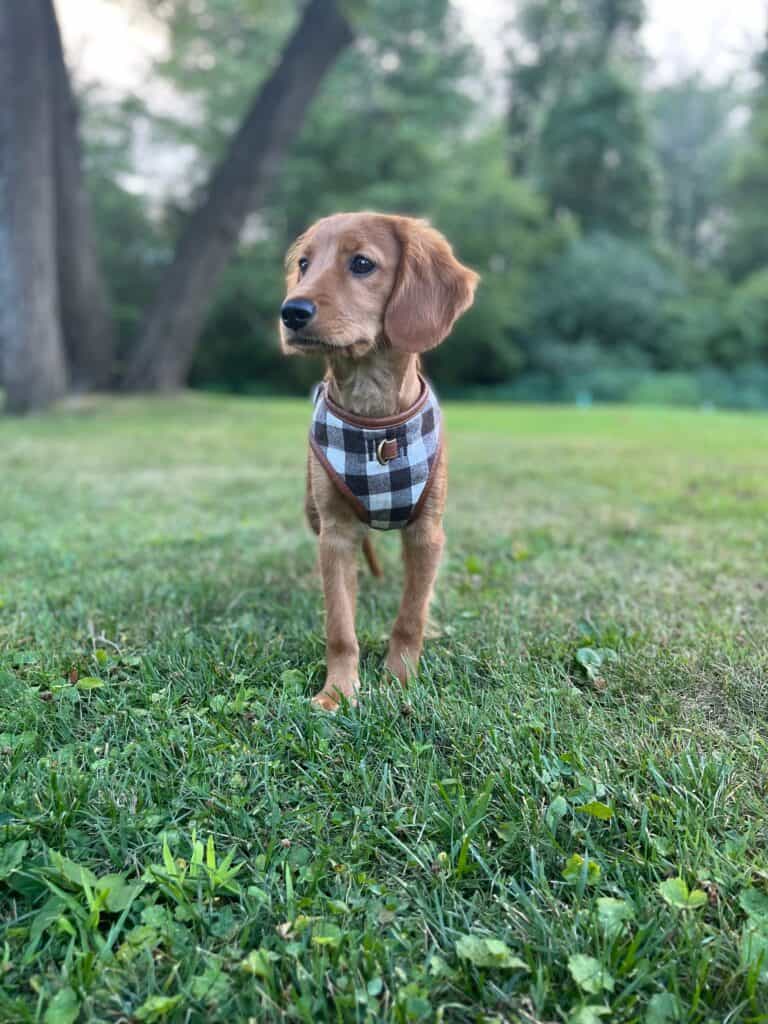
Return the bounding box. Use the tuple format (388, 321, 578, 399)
(298, 257, 309, 276)
(350, 254, 376, 276)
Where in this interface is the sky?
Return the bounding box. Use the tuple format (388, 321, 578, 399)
(57, 1, 163, 93)
(57, 0, 767, 90)
(642, 0, 766, 81)
(460, 0, 766, 83)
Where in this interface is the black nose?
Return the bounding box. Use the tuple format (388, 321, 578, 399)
(281, 298, 316, 331)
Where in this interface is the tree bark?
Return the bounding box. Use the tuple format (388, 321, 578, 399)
(0, 0, 68, 414)
(124, 0, 353, 392)
(44, 0, 116, 392)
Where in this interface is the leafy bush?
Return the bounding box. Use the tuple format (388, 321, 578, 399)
(531, 234, 684, 366)
(626, 372, 701, 406)
(663, 291, 737, 370)
(465, 366, 768, 409)
(698, 363, 768, 409)
(189, 243, 314, 396)
(427, 131, 572, 388)
(729, 268, 768, 362)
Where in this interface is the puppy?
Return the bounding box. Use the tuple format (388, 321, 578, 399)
(280, 212, 478, 710)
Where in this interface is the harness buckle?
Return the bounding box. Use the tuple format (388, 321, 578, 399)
(376, 438, 398, 465)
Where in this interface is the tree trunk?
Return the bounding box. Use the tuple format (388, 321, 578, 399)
(124, 0, 353, 392)
(44, 0, 116, 392)
(0, 0, 68, 414)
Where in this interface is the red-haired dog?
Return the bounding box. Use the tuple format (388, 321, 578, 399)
(280, 213, 478, 710)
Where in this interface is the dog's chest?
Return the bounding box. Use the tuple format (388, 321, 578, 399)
(309, 379, 442, 530)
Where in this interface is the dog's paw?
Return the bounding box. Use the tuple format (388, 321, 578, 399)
(384, 653, 414, 688)
(311, 690, 341, 713)
(311, 687, 358, 713)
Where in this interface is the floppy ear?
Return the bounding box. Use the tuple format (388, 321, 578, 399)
(384, 218, 479, 353)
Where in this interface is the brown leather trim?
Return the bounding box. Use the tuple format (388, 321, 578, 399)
(308, 435, 369, 524)
(323, 374, 429, 429)
(408, 430, 445, 526)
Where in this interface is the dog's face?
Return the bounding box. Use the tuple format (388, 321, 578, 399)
(280, 212, 478, 358)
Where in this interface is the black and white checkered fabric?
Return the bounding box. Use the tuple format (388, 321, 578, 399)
(309, 378, 442, 530)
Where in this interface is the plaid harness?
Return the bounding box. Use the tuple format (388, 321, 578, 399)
(309, 376, 442, 530)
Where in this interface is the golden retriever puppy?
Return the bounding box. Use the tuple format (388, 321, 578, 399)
(280, 212, 478, 710)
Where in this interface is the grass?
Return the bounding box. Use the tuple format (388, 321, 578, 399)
(1, 393, 768, 1023)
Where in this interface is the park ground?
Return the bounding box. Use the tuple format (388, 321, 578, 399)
(1, 394, 768, 1023)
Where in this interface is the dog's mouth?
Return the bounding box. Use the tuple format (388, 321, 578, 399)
(286, 334, 337, 352)
(285, 332, 359, 353)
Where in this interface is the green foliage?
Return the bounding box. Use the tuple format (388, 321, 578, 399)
(162, 0, 517, 393)
(726, 32, 768, 279)
(537, 67, 661, 237)
(507, 0, 648, 173)
(568, 953, 614, 994)
(626, 373, 701, 407)
(532, 233, 683, 366)
(75, 0, 768, 403)
(455, 934, 528, 970)
(729, 268, 768, 362)
(83, 96, 171, 376)
(596, 896, 635, 938)
(563, 854, 603, 887)
(739, 887, 768, 983)
(663, 277, 737, 370)
(425, 131, 572, 388)
(43, 988, 79, 1024)
(658, 878, 708, 911)
(575, 646, 618, 684)
(145, 0, 297, 163)
(663, 267, 768, 372)
(188, 239, 302, 395)
(652, 75, 736, 262)
(508, 0, 660, 239)
(646, 991, 683, 1024)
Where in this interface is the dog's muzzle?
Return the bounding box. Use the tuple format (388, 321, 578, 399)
(281, 298, 316, 332)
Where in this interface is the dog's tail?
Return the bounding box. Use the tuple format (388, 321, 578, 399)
(362, 536, 383, 578)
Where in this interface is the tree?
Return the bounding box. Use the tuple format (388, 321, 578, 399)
(137, 0, 297, 166)
(85, 98, 171, 375)
(0, 0, 117, 411)
(652, 76, 735, 263)
(537, 67, 660, 237)
(590, 0, 645, 62)
(426, 130, 571, 388)
(507, 0, 647, 174)
(0, 0, 67, 413)
(507, 0, 660, 238)
(124, 0, 353, 391)
(44, 0, 116, 390)
(506, 0, 586, 175)
(725, 28, 768, 279)
(184, 0, 511, 394)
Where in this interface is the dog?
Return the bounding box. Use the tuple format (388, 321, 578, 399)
(279, 212, 478, 710)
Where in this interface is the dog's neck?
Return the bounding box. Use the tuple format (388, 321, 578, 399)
(324, 347, 421, 418)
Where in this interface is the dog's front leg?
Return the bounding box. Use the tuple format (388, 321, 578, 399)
(385, 516, 445, 686)
(315, 527, 361, 710)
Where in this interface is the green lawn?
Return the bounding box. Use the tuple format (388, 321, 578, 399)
(1, 394, 768, 1023)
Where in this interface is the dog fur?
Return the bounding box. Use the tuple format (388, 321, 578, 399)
(280, 212, 478, 710)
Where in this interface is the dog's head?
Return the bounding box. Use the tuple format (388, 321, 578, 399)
(280, 212, 478, 358)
